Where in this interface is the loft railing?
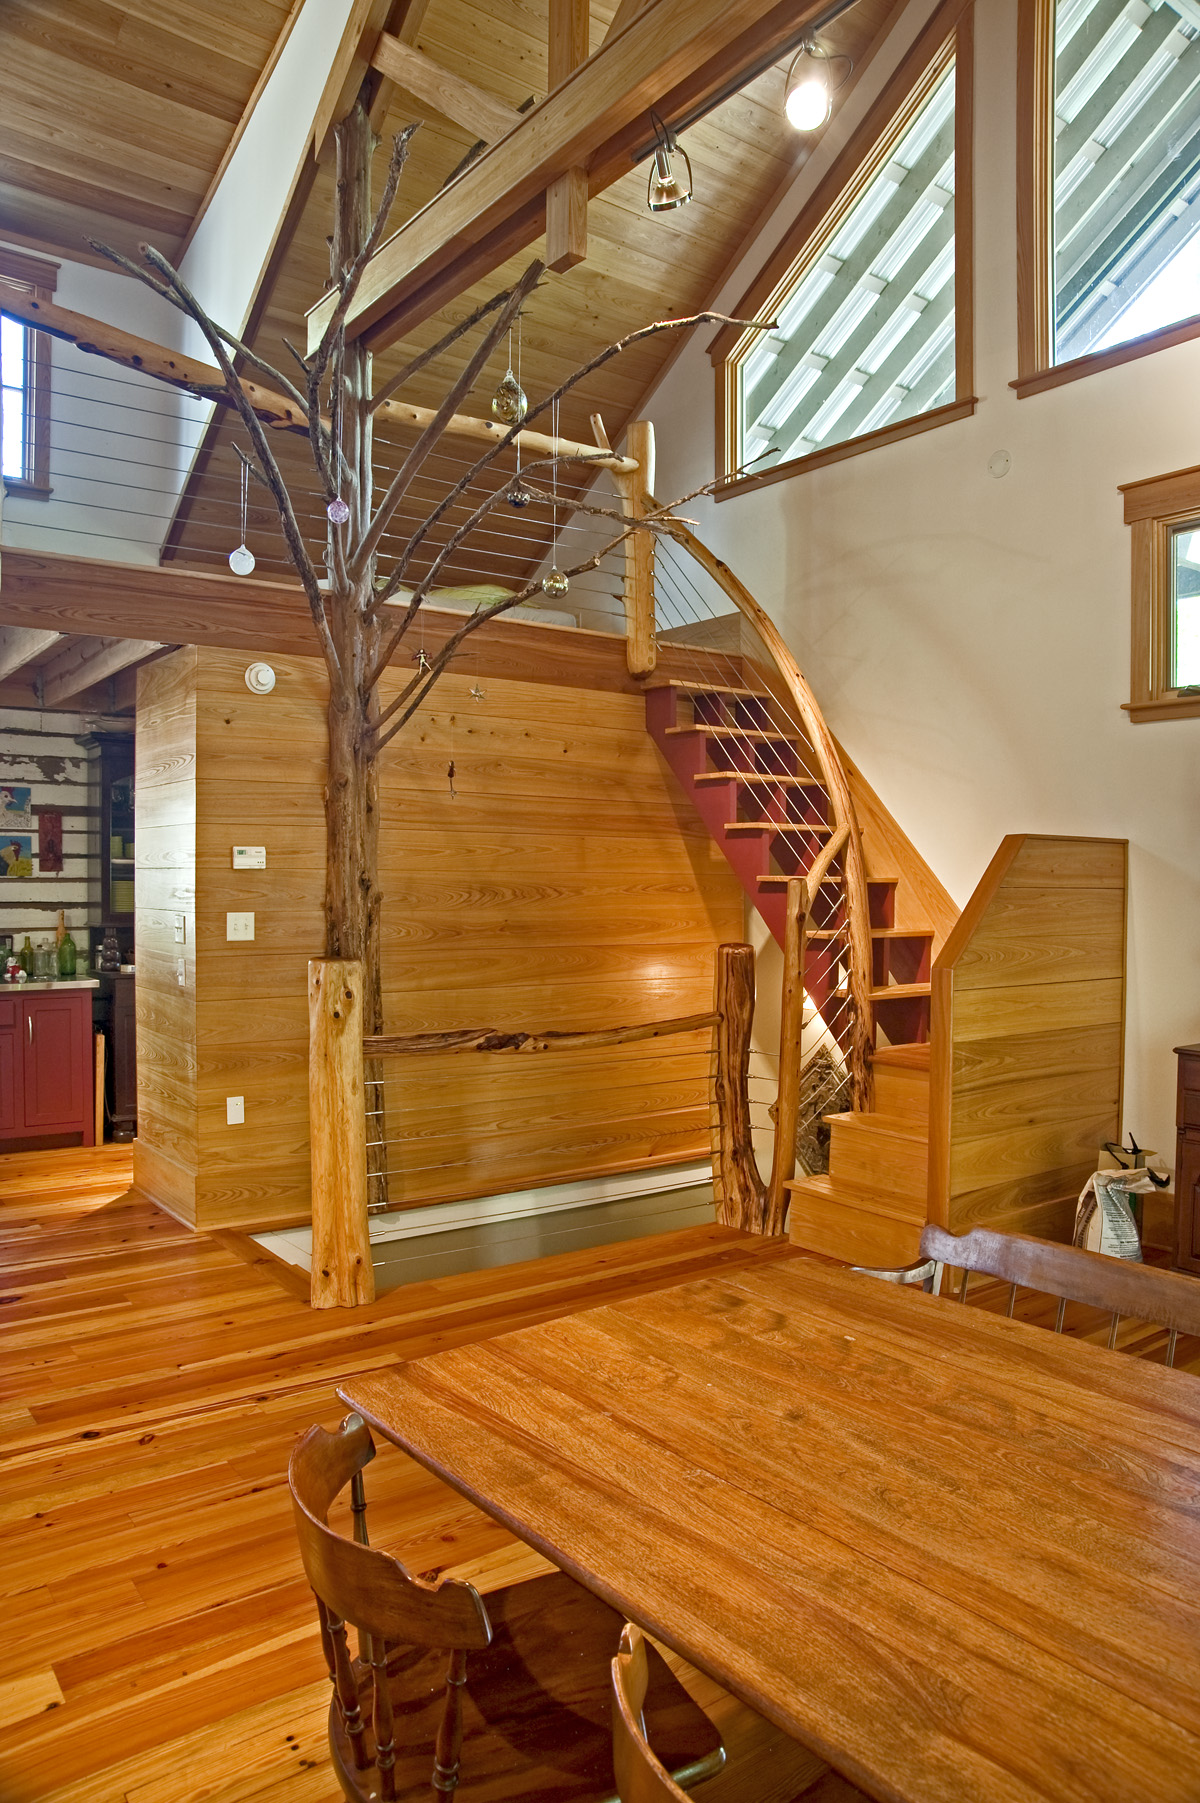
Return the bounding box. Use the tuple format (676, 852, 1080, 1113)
(307, 945, 767, 1309)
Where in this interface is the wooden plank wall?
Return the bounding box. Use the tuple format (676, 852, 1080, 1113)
(928, 835, 1127, 1242)
(134, 645, 742, 1232)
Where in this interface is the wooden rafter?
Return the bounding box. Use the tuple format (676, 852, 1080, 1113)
(368, 34, 522, 143)
(304, 0, 827, 353)
(0, 626, 62, 681)
(41, 635, 167, 707)
(546, 0, 591, 271)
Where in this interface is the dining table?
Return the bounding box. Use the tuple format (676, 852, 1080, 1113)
(339, 1252, 1200, 1803)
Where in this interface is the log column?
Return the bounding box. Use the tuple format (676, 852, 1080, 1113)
(616, 418, 657, 676)
(713, 942, 768, 1232)
(309, 958, 375, 1308)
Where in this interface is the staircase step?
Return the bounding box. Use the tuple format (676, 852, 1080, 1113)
(759, 873, 899, 893)
(644, 678, 773, 700)
(832, 982, 930, 1002)
(809, 926, 933, 941)
(873, 1043, 931, 1069)
(786, 1174, 925, 1266)
(694, 772, 819, 788)
(872, 1049, 930, 1122)
(826, 1113, 928, 1201)
(664, 726, 798, 743)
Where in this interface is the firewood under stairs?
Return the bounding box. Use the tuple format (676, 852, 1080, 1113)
(646, 676, 939, 1265)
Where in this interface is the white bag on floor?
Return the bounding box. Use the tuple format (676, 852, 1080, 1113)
(1073, 1168, 1158, 1261)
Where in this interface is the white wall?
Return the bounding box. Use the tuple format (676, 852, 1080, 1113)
(638, 0, 1200, 1162)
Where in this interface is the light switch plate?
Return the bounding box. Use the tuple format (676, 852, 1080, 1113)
(226, 911, 255, 941)
(174, 914, 186, 943)
(226, 1095, 245, 1125)
(232, 846, 266, 870)
(176, 957, 186, 987)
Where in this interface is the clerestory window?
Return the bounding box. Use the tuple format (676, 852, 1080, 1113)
(711, 1, 975, 494)
(1018, 0, 1200, 387)
(0, 247, 55, 497)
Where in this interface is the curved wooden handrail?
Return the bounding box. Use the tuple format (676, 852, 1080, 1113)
(660, 520, 874, 1113)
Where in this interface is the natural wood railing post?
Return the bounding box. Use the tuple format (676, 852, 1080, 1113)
(616, 418, 657, 676)
(765, 878, 808, 1236)
(309, 958, 375, 1309)
(713, 942, 768, 1232)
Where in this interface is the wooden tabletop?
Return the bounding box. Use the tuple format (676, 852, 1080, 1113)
(340, 1256, 1200, 1803)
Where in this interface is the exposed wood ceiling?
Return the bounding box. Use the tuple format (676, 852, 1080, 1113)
(0, 0, 300, 267)
(0, 0, 900, 596)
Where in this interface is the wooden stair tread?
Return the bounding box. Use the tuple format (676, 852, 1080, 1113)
(832, 982, 931, 1001)
(825, 1112, 928, 1143)
(784, 1171, 927, 1225)
(644, 679, 771, 700)
(664, 726, 797, 742)
(724, 814, 828, 836)
(809, 926, 933, 940)
(759, 873, 900, 891)
(695, 772, 821, 788)
(873, 1043, 931, 1070)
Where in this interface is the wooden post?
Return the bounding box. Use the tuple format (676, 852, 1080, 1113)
(712, 942, 768, 1232)
(546, 0, 590, 270)
(765, 877, 808, 1235)
(309, 958, 375, 1309)
(616, 418, 657, 676)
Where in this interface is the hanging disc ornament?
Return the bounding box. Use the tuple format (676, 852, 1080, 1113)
(490, 368, 528, 425)
(327, 496, 351, 525)
(229, 544, 256, 576)
(542, 566, 570, 599)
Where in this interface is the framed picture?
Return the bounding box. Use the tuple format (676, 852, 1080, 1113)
(0, 837, 33, 878)
(0, 786, 32, 830)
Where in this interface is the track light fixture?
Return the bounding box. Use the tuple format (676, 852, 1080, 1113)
(784, 42, 836, 131)
(646, 110, 693, 213)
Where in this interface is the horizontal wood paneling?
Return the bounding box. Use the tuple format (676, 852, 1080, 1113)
(929, 835, 1127, 1240)
(135, 644, 741, 1231)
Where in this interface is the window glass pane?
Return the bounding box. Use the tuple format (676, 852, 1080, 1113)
(1053, 0, 1200, 363)
(1171, 523, 1200, 686)
(737, 61, 956, 473)
(0, 315, 27, 481)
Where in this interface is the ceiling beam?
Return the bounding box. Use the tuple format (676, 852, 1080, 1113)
(0, 626, 63, 681)
(603, 0, 656, 42)
(368, 34, 523, 144)
(304, 0, 822, 353)
(367, 0, 434, 130)
(41, 637, 168, 708)
(546, 0, 591, 272)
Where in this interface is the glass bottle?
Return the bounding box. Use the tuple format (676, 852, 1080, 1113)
(100, 927, 121, 972)
(57, 927, 76, 978)
(17, 935, 33, 975)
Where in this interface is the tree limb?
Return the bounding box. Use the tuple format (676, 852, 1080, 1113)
(369, 284, 517, 413)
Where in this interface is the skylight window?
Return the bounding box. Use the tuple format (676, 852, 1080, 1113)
(726, 46, 964, 481)
(1053, 0, 1200, 361)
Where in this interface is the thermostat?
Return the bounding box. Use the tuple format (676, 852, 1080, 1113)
(232, 845, 267, 870)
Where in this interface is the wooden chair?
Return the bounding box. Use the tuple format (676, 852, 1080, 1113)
(858, 1224, 1200, 1366)
(289, 1414, 725, 1802)
(611, 1623, 869, 1803)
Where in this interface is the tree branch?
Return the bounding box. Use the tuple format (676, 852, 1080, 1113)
(310, 122, 418, 391)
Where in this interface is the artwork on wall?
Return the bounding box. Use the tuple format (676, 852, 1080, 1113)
(0, 837, 33, 878)
(0, 787, 32, 830)
(38, 811, 63, 873)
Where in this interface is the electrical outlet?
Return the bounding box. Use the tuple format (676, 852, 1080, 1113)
(226, 1095, 245, 1125)
(176, 957, 186, 988)
(226, 911, 255, 941)
(174, 915, 186, 943)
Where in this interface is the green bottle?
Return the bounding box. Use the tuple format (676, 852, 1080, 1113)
(57, 929, 76, 978)
(17, 935, 33, 975)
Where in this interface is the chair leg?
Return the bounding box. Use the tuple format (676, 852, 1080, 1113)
(432, 1647, 468, 1795)
(1167, 1327, 1179, 1368)
(1107, 1311, 1120, 1351)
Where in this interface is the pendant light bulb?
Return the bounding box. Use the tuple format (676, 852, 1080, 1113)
(784, 44, 834, 132)
(646, 111, 693, 213)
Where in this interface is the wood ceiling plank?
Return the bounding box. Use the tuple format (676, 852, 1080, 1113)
(0, 628, 64, 682)
(370, 34, 524, 143)
(99, 0, 295, 69)
(0, 74, 224, 197)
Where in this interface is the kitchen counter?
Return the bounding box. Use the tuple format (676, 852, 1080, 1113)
(4, 978, 100, 990)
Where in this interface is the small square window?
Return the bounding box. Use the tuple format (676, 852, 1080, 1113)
(1121, 465, 1200, 720)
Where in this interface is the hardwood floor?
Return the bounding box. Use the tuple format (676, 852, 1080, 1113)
(1, 1148, 1195, 1802)
(0, 1149, 798, 1803)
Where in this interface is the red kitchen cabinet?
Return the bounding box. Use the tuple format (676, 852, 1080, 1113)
(0, 989, 95, 1147)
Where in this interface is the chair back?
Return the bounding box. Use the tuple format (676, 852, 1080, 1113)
(289, 1415, 492, 1797)
(920, 1224, 1200, 1364)
(612, 1623, 691, 1803)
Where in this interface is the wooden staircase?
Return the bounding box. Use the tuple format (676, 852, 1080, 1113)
(646, 675, 942, 1265)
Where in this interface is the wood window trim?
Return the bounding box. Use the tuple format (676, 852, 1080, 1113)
(1015, 0, 1200, 396)
(0, 246, 57, 499)
(710, 0, 976, 499)
(1120, 462, 1200, 723)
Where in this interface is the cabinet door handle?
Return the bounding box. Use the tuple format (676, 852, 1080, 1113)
(27, 1013, 32, 1044)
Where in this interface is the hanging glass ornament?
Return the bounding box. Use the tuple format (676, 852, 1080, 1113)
(542, 566, 570, 599)
(229, 456, 256, 574)
(327, 496, 351, 525)
(508, 482, 533, 509)
(490, 366, 528, 425)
